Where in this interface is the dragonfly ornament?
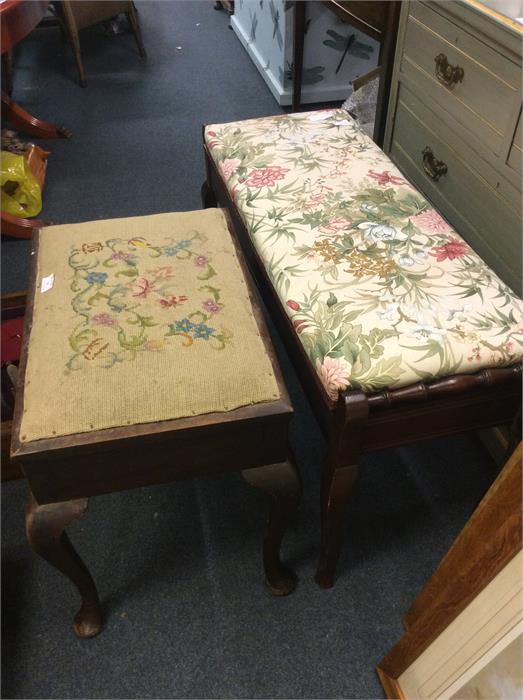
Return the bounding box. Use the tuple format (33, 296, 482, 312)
(269, 0, 283, 50)
(323, 29, 374, 74)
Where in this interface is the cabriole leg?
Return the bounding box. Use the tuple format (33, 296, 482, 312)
(242, 459, 302, 595)
(25, 492, 102, 638)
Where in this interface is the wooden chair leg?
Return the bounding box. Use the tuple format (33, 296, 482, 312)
(201, 180, 217, 209)
(242, 459, 302, 596)
(70, 28, 86, 87)
(25, 492, 102, 637)
(126, 4, 146, 57)
(59, 3, 87, 87)
(315, 460, 359, 588)
(315, 391, 368, 588)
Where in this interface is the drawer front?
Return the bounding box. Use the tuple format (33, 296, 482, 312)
(389, 84, 522, 293)
(393, 80, 521, 202)
(401, 2, 521, 156)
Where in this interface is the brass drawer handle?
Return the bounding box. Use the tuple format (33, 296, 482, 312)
(434, 53, 464, 88)
(422, 147, 448, 181)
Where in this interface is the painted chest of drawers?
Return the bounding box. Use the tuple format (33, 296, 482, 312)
(384, 0, 522, 293)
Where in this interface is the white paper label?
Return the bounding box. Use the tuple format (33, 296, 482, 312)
(40, 273, 54, 293)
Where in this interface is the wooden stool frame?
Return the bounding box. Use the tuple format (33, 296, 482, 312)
(202, 141, 522, 588)
(11, 225, 302, 637)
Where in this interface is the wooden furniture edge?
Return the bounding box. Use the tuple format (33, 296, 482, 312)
(403, 440, 523, 629)
(376, 667, 404, 700)
(376, 442, 522, 686)
(1, 291, 27, 480)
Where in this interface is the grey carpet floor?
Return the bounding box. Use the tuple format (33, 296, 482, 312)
(1, 2, 499, 698)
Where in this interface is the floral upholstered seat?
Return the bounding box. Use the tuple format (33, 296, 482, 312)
(205, 110, 523, 399)
(20, 210, 280, 441)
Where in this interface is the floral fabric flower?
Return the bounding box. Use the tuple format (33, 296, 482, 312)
(316, 356, 351, 401)
(245, 166, 289, 188)
(358, 222, 407, 243)
(319, 218, 350, 235)
(194, 255, 209, 267)
(128, 237, 148, 247)
(220, 158, 242, 179)
(429, 238, 470, 262)
(148, 266, 174, 279)
(174, 318, 194, 333)
(85, 272, 108, 285)
(111, 251, 136, 261)
(160, 295, 188, 308)
(193, 323, 215, 339)
(82, 242, 103, 253)
(202, 299, 220, 314)
(413, 209, 452, 234)
(91, 313, 117, 327)
(130, 277, 154, 298)
(367, 170, 407, 187)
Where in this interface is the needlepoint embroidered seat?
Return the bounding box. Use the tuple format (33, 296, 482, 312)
(20, 209, 280, 442)
(204, 110, 523, 400)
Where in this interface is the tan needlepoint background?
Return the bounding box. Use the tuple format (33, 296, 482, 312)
(19, 209, 280, 442)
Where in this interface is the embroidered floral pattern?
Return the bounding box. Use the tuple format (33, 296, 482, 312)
(67, 231, 233, 370)
(205, 110, 523, 397)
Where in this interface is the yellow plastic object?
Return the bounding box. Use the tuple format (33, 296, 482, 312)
(1, 151, 42, 217)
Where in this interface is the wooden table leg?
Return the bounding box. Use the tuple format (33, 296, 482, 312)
(1, 91, 72, 139)
(315, 461, 359, 589)
(242, 459, 302, 596)
(25, 492, 102, 638)
(1, 211, 52, 239)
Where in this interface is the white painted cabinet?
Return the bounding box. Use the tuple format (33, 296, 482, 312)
(231, 0, 379, 105)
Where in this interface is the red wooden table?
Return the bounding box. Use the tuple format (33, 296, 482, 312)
(1, 0, 71, 238)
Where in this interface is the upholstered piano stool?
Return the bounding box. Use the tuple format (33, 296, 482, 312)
(11, 209, 301, 637)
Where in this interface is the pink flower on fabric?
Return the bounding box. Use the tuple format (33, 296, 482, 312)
(202, 299, 221, 314)
(293, 319, 308, 334)
(287, 300, 300, 311)
(319, 217, 350, 235)
(367, 170, 407, 187)
(194, 255, 209, 267)
(220, 158, 242, 179)
(244, 166, 289, 188)
(316, 356, 351, 401)
(303, 192, 326, 210)
(110, 251, 135, 261)
(130, 277, 155, 298)
(91, 313, 117, 327)
(147, 266, 174, 279)
(207, 130, 217, 137)
(429, 237, 470, 262)
(413, 209, 452, 234)
(160, 295, 188, 308)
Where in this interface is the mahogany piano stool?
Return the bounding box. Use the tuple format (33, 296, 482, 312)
(11, 209, 301, 637)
